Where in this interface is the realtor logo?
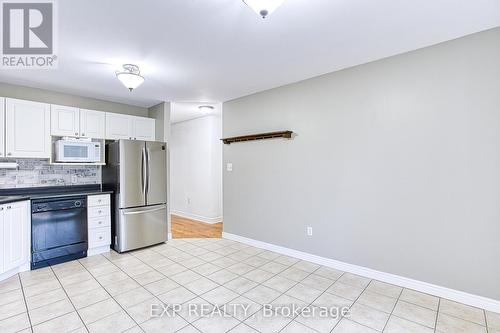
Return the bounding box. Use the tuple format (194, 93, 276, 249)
(1, 0, 57, 68)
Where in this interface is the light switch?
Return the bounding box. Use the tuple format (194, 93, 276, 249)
(227, 163, 233, 172)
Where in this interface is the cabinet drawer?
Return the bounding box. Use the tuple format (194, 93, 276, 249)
(88, 216, 110, 229)
(88, 194, 110, 207)
(89, 227, 110, 248)
(88, 206, 109, 218)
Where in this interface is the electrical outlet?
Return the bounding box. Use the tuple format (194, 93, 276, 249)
(227, 163, 233, 172)
(306, 226, 313, 236)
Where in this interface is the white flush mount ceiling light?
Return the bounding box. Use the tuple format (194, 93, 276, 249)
(116, 64, 145, 91)
(243, 0, 286, 18)
(199, 105, 215, 114)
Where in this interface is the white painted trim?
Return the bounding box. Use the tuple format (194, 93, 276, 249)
(222, 232, 500, 313)
(168, 232, 173, 240)
(88, 246, 110, 256)
(171, 210, 222, 224)
(0, 262, 30, 282)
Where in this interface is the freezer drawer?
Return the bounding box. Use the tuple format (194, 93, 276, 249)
(115, 204, 167, 252)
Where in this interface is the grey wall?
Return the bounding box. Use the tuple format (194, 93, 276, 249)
(148, 103, 166, 142)
(0, 83, 148, 116)
(223, 27, 500, 301)
(148, 102, 172, 235)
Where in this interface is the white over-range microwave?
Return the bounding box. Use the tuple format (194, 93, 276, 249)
(55, 140, 101, 163)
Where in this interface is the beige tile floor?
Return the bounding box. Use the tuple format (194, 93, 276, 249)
(0, 238, 499, 333)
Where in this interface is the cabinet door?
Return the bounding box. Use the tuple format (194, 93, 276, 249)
(105, 113, 133, 140)
(132, 116, 155, 141)
(0, 97, 4, 158)
(80, 109, 105, 139)
(3, 201, 29, 272)
(51, 104, 80, 137)
(5, 98, 50, 158)
(0, 207, 4, 274)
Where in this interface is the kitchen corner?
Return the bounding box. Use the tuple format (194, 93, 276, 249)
(0, 184, 113, 277)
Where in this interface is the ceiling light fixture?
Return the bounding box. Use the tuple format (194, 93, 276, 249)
(199, 105, 215, 114)
(116, 64, 145, 91)
(243, 0, 286, 18)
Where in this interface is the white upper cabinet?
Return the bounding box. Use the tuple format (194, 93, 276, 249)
(5, 98, 50, 158)
(105, 113, 155, 141)
(132, 116, 155, 141)
(2, 201, 29, 272)
(80, 109, 105, 139)
(51, 106, 106, 139)
(0, 97, 4, 158)
(51, 105, 80, 137)
(105, 112, 132, 140)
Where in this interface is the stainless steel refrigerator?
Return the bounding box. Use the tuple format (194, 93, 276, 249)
(103, 140, 168, 252)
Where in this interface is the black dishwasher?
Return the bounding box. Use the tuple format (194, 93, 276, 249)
(31, 196, 88, 269)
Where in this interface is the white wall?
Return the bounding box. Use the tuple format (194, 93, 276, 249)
(170, 111, 222, 223)
(223, 27, 500, 302)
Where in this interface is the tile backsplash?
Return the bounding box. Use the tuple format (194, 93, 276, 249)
(0, 159, 101, 188)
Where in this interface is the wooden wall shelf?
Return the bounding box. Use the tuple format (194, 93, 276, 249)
(222, 131, 293, 145)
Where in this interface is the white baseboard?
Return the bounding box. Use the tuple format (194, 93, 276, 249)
(88, 246, 110, 257)
(168, 232, 173, 240)
(222, 232, 500, 314)
(0, 262, 30, 282)
(171, 210, 223, 224)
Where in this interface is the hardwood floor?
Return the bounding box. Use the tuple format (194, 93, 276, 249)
(171, 215, 222, 238)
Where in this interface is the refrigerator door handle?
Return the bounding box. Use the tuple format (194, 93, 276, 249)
(146, 147, 151, 198)
(141, 147, 147, 196)
(122, 206, 166, 215)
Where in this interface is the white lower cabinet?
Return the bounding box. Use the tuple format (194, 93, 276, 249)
(87, 194, 111, 256)
(0, 97, 5, 158)
(0, 200, 31, 281)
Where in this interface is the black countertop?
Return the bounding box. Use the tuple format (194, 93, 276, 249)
(0, 185, 113, 204)
(0, 195, 31, 205)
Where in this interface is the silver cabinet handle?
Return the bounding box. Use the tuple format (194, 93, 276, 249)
(81, 133, 85, 136)
(98, 221, 102, 224)
(7, 153, 12, 156)
(0, 207, 4, 211)
(6, 206, 11, 209)
(99, 236, 103, 240)
(75, 132, 78, 136)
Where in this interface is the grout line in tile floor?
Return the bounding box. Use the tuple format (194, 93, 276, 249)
(379, 282, 404, 333)
(17, 274, 34, 333)
(433, 298, 441, 333)
(48, 265, 88, 332)
(75, 258, 143, 331)
(1, 238, 497, 333)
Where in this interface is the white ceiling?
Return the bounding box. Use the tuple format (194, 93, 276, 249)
(171, 102, 222, 124)
(0, 0, 499, 108)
